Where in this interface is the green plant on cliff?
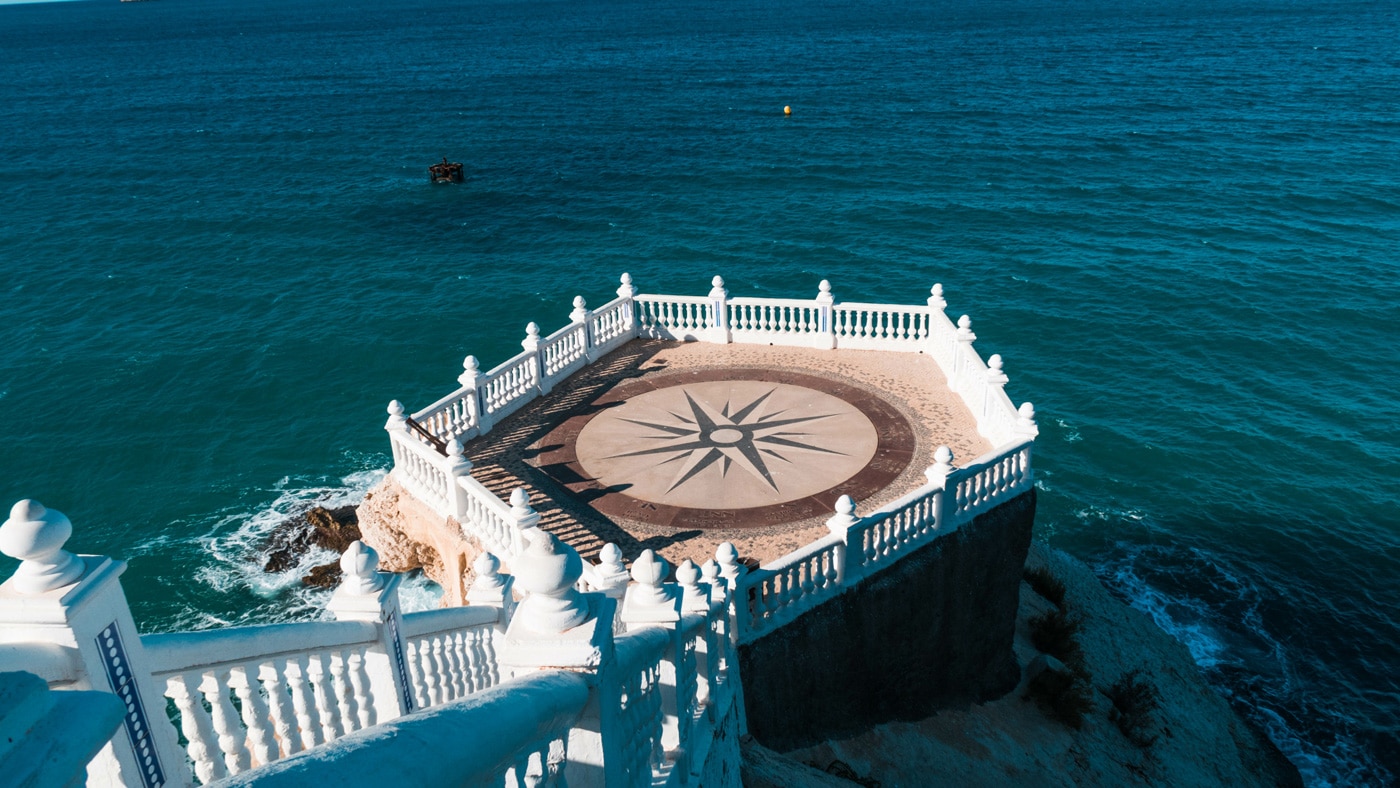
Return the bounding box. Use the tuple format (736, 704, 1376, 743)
(1023, 566, 1067, 608)
(1029, 608, 1086, 669)
(1027, 668, 1096, 729)
(1106, 669, 1163, 748)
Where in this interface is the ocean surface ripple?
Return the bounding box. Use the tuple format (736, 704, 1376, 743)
(1, 0, 1397, 782)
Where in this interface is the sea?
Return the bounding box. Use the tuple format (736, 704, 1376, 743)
(0, 0, 1396, 782)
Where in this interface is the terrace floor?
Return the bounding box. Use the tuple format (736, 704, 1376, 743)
(461, 339, 991, 567)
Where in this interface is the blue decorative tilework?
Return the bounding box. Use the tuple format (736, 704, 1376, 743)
(97, 622, 166, 788)
(386, 611, 415, 712)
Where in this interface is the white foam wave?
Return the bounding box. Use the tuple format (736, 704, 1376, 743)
(1097, 543, 1393, 787)
(1051, 416, 1082, 443)
(184, 466, 402, 627)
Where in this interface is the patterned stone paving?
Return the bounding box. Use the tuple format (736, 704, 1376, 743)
(461, 339, 991, 567)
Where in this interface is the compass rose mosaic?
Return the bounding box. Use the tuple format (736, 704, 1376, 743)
(575, 380, 879, 511)
(531, 368, 915, 529)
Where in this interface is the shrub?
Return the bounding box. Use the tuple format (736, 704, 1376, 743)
(1029, 609, 1085, 668)
(1023, 566, 1067, 607)
(1027, 668, 1096, 729)
(1106, 669, 1162, 748)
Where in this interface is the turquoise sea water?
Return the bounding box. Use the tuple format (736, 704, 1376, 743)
(1, 0, 1397, 782)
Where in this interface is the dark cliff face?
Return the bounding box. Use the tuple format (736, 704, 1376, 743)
(738, 490, 1036, 751)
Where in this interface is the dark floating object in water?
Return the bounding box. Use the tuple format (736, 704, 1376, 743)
(429, 157, 465, 183)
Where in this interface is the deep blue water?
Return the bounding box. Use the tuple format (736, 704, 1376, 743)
(2, 0, 1397, 782)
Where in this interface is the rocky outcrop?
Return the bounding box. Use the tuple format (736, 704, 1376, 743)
(354, 475, 483, 606)
(261, 505, 361, 588)
(786, 541, 1303, 787)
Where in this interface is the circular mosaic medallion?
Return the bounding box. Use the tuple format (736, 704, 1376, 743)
(575, 380, 879, 510)
(534, 368, 916, 530)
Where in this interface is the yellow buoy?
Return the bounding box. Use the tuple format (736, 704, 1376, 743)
(784, 105, 792, 115)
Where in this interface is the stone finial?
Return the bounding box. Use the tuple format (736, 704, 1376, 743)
(675, 558, 699, 587)
(701, 559, 725, 598)
(825, 494, 859, 533)
(629, 549, 672, 607)
(928, 283, 947, 311)
(987, 354, 1009, 385)
(618, 272, 637, 299)
(926, 446, 955, 484)
(446, 438, 472, 475)
(570, 296, 589, 324)
(509, 488, 541, 532)
(594, 543, 630, 593)
(522, 322, 541, 351)
(385, 399, 407, 431)
(676, 559, 708, 612)
(458, 355, 481, 387)
(716, 542, 746, 587)
(956, 314, 976, 342)
(0, 500, 85, 594)
(709, 276, 728, 300)
(816, 279, 834, 304)
(511, 529, 588, 634)
(1017, 402, 1038, 434)
(467, 551, 514, 613)
(469, 552, 507, 595)
(338, 540, 385, 595)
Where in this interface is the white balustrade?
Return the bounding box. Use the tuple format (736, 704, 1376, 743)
(399, 606, 502, 709)
(456, 477, 527, 561)
(589, 295, 635, 356)
(744, 536, 845, 636)
(413, 387, 479, 444)
(480, 349, 542, 423)
(852, 485, 944, 571)
(143, 620, 382, 780)
(387, 426, 454, 518)
(608, 628, 670, 788)
(737, 437, 1035, 643)
(832, 301, 932, 350)
(540, 321, 589, 389)
(635, 295, 712, 340)
(212, 671, 591, 788)
(949, 440, 1035, 521)
(727, 297, 822, 344)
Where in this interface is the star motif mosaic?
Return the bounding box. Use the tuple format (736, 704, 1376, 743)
(574, 380, 879, 510)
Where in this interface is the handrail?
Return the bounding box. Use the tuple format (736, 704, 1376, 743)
(404, 416, 447, 455)
(141, 620, 378, 676)
(0, 642, 80, 685)
(400, 605, 501, 639)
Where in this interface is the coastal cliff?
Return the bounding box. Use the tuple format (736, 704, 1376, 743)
(764, 541, 1302, 787)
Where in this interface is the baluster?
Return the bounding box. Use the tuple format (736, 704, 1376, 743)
(421, 636, 442, 706)
(442, 633, 462, 700)
(404, 639, 431, 709)
(457, 631, 477, 695)
(231, 663, 276, 766)
(285, 655, 321, 749)
(343, 649, 373, 729)
(167, 672, 225, 784)
(307, 652, 343, 742)
(448, 632, 470, 699)
(259, 662, 298, 758)
(472, 627, 494, 690)
(200, 669, 251, 775)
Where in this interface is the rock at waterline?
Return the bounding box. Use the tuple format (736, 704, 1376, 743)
(260, 505, 362, 588)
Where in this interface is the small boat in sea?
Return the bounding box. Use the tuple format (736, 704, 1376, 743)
(429, 158, 465, 184)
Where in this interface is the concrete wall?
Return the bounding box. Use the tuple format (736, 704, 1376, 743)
(738, 489, 1036, 751)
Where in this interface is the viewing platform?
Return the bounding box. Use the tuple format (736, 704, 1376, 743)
(373, 274, 1037, 633)
(0, 273, 1038, 788)
(439, 338, 993, 570)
